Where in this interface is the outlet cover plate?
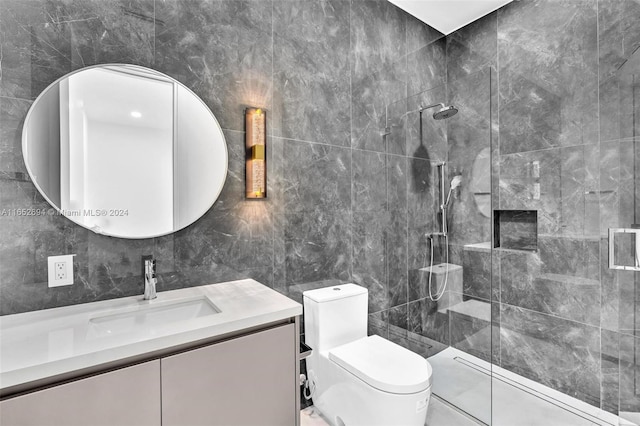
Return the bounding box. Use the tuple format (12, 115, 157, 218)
(48, 254, 75, 287)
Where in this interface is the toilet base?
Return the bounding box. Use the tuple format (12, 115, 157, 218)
(309, 355, 431, 426)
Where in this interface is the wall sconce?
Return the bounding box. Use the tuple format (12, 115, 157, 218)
(245, 107, 267, 199)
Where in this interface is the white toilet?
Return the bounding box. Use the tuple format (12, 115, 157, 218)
(303, 284, 433, 426)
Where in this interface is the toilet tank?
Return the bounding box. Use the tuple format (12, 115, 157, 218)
(303, 284, 368, 353)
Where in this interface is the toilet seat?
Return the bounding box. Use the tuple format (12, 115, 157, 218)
(328, 335, 432, 394)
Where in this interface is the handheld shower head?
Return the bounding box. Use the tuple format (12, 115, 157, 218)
(450, 175, 462, 190)
(444, 174, 462, 207)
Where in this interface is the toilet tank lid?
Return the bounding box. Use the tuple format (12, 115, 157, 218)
(302, 284, 367, 303)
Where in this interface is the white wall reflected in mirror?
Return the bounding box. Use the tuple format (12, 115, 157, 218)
(61, 67, 174, 236)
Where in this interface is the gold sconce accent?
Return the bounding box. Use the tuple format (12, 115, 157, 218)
(245, 107, 267, 199)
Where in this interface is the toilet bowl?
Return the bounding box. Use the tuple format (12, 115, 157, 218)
(303, 284, 433, 426)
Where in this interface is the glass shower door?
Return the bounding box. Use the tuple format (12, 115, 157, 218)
(417, 66, 494, 425)
(490, 22, 640, 426)
(603, 51, 640, 426)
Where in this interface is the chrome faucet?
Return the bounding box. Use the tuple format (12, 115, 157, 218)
(143, 257, 157, 300)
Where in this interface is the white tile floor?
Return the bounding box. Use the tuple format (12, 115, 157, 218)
(300, 396, 479, 426)
(300, 406, 331, 426)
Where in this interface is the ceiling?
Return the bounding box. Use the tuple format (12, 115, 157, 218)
(389, 0, 514, 35)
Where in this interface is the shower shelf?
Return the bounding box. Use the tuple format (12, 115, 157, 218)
(494, 210, 538, 252)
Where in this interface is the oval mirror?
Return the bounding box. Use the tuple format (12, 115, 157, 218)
(22, 64, 228, 239)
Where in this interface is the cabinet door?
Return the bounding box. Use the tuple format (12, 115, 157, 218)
(161, 323, 296, 426)
(0, 360, 161, 426)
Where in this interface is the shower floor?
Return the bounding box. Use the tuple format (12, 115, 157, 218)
(429, 347, 633, 426)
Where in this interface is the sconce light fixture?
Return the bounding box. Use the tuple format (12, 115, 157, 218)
(245, 107, 267, 199)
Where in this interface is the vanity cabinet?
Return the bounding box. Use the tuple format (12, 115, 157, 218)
(0, 360, 161, 426)
(161, 323, 297, 426)
(0, 322, 298, 426)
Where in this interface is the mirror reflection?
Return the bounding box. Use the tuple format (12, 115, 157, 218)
(23, 65, 228, 239)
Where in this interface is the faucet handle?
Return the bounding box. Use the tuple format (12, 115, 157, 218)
(142, 255, 157, 279)
(148, 259, 156, 277)
(142, 255, 158, 300)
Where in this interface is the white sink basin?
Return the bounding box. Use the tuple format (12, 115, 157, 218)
(0, 279, 302, 395)
(87, 297, 220, 338)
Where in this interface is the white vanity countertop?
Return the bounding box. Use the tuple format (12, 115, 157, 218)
(0, 279, 301, 395)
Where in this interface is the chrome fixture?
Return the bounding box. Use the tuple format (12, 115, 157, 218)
(381, 101, 457, 138)
(144, 257, 157, 300)
(419, 103, 459, 120)
(445, 175, 463, 209)
(426, 164, 463, 302)
(381, 103, 393, 137)
(437, 164, 462, 237)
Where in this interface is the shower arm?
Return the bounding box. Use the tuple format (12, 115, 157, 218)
(419, 103, 445, 113)
(383, 103, 447, 136)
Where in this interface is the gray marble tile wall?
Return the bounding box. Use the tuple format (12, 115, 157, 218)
(443, 0, 640, 415)
(0, 0, 447, 363)
(2, 0, 638, 417)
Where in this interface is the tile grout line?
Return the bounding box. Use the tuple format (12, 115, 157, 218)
(498, 142, 604, 158)
(499, 300, 603, 330)
(0, 95, 33, 102)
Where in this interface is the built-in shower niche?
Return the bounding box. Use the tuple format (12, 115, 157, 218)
(493, 210, 538, 251)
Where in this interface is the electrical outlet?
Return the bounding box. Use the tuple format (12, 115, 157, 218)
(48, 255, 75, 287)
(55, 262, 66, 280)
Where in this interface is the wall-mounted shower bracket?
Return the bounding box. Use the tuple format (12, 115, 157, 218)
(608, 227, 640, 271)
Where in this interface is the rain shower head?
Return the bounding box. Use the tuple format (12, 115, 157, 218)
(433, 105, 458, 120)
(418, 103, 459, 120)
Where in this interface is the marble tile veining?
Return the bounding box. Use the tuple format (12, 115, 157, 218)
(0, 0, 155, 100)
(499, 305, 601, 406)
(272, 0, 350, 147)
(446, 12, 497, 84)
(0, 0, 448, 342)
(155, 0, 273, 133)
(498, 0, 598, 154)
(2, 0, 640, 421)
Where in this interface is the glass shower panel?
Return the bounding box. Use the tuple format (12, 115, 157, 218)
(423, 66, 493, 425)
(605, 52, 640, 426)
(491, 14, 639, 426)
(400, 82, 450, 359)
(384, 66, 492, 424)
(492, 38, 606, 425)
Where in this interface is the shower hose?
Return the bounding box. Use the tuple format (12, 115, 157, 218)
(428, 233, 449, 301)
